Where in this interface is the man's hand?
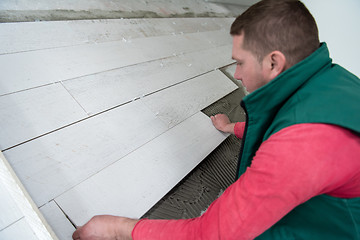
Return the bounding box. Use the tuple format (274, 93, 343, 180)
(72, 215, 139, 240)
(210, 114, 235, 134)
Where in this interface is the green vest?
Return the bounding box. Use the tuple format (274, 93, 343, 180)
(236, 43, 360, 239)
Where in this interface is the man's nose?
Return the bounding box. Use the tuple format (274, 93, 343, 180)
(234, 66, 241, 80)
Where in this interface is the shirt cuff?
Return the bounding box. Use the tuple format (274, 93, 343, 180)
(234, 122, 246, 138)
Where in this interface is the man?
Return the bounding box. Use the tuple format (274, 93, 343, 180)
(73, 1, 360, 239)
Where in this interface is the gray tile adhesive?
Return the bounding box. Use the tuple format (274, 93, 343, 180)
(143, 81, 246, 219)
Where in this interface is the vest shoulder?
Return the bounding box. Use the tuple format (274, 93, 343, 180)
(264, 66, 360, 140)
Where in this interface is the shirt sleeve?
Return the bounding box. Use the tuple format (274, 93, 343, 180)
(132, 123, 360, 240)
(234, 122, 246, 139)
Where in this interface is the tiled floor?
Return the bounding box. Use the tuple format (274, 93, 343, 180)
(0, 17, 240, 239)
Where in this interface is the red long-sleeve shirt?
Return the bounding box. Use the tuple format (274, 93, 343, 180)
(132, 123, 360, 239)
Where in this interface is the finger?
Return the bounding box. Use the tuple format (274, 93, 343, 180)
(72, 227, 82, 240)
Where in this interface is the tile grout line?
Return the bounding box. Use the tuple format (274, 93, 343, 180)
(53, 200, 78, 229)
(2, 68, 230, 152)
(49, 111, 204, 209)
(0, 216, 24, 232)
(0, 43, 232, 98)
(59, 81, 89, 116)
(0, 28, 229, 56)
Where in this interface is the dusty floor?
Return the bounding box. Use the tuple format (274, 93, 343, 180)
(0, 9, 236, 22)
(0, 0, 246, 22)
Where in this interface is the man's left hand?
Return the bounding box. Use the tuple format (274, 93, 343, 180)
(72, 215, 139, 240)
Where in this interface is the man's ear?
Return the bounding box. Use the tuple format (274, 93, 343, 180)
(263, 51, 288, 80)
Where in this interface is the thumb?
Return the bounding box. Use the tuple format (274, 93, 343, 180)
(72, 226, 82, 240)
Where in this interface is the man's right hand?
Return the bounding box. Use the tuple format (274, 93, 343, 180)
(210, 114, 235, 134)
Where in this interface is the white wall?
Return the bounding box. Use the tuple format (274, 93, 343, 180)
(302, 0, 360, 77)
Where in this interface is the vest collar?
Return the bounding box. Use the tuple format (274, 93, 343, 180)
(241, 43, 332, 115)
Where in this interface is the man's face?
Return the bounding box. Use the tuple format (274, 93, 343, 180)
(232, 35, 269, 93)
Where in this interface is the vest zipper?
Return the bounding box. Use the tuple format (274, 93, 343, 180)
(235, 100, 248, 180)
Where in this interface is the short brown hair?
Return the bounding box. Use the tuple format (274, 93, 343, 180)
(230, 0, 320, 66)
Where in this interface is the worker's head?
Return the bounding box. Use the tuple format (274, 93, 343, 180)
(230, 0, 319, 93)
